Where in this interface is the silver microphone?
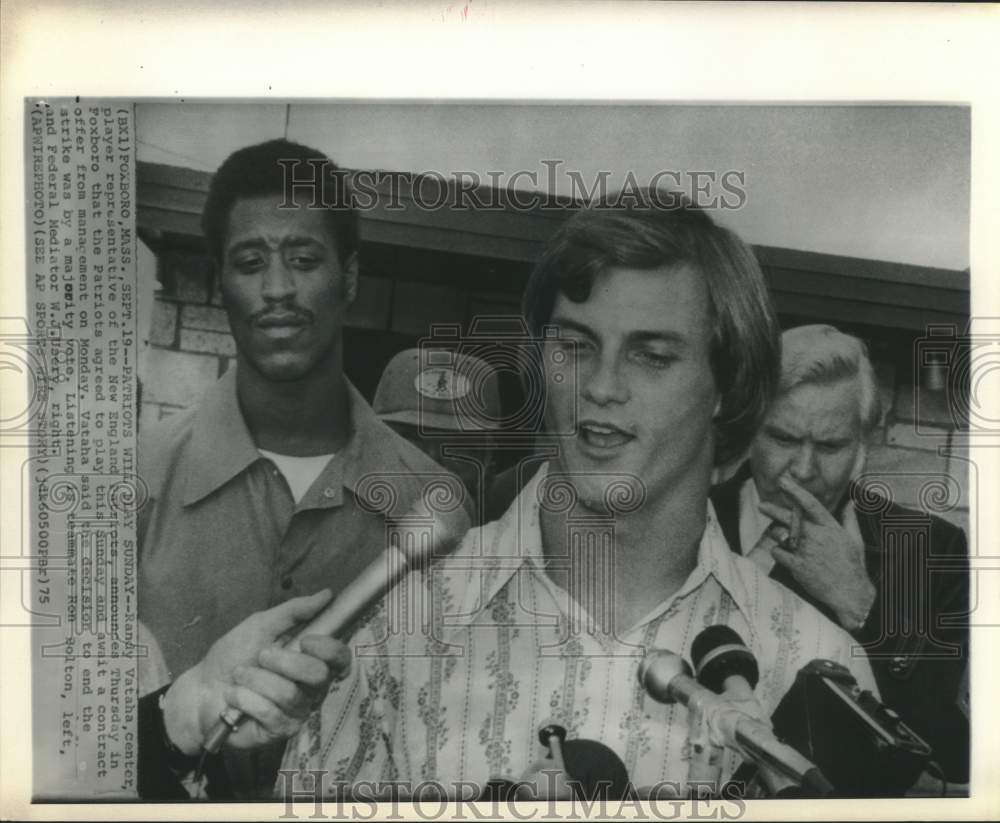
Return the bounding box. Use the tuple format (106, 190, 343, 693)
(638, 648, 832, 796)
(202, 506, 466, 754)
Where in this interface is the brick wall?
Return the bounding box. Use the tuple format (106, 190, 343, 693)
(140, 248, 232, 420)
(138, 244, 970, 536)
(864, 353, 969, 534)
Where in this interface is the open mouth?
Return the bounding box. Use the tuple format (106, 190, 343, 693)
(578, 421, 634, 450)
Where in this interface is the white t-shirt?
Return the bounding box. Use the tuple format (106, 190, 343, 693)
(258, 449, 336, 504)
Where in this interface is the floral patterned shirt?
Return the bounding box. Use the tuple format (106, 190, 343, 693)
(281, 464, 878, 797)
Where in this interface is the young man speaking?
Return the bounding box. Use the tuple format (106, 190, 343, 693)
(281, 192, 878, 798)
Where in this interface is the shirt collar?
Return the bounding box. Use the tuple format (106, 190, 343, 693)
(336, 380, 415, 500)
(738, 477, 771, 563)
(475, 463, 550, 605)
(701, 500, 761, 646)
(182, 368, 406, 508)
(443, 464, 758, 642)
(182, 368, 259, 506)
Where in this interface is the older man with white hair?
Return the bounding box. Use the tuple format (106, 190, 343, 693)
(710, 324, 970, 785)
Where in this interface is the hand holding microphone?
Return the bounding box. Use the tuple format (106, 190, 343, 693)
(162, 589, 352, 757)
(201, 504, 468, 755)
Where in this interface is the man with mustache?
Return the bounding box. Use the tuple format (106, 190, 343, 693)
(137, 139, 467, 796)
(281, 193, 879, 799)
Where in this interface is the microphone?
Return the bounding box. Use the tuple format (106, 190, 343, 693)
(638, 645, 833, 797)
(512, 724, 632, 801)
(201, 506, 467, 754)
(539, 724, 569, 773)
(560, 738, 631, 800)
(518, 724, 572, 800)
(691, 625, 828, 797)
(692, 625, 759, 697)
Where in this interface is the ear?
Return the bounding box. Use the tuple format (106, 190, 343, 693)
(213, 263, 227, 307)
(851, 443, 868, 480)
(342, 253, 359, 304)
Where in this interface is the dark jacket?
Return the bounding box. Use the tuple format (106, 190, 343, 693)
(710, 464, 970, 783)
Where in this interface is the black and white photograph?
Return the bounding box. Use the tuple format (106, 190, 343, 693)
(2, 2, 998, 820)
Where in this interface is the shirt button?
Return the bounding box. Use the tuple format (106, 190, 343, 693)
(281, 577, 293, 591)
(323, 487, 336, 499)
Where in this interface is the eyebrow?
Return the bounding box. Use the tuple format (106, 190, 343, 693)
(629, 330, 688, 347)
(226, 235, 328, 257)
(764, 423, 852, 446)
(764, 422, 797, 437)
(817, 437, 854, 447)
(549, 316, 689, 347)
(549, 317, 596, 339)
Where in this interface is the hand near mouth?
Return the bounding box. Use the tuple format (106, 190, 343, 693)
(759, 475, 876, 632)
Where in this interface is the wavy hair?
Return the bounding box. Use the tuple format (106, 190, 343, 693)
(522, 191, 780, 466)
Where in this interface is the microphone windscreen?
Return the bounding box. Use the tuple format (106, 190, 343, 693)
(692, 625, 759, 692)
(691, 625, 743, 666)
(561, 739, 631, 800)
(638, 649, 691, 704)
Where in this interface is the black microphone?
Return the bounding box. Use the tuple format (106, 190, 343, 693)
(692, 625, 759, 695)
(691, 625, 832, 797)
(511, 723, 632, 801)
(538, 723, 569, 773)
(639, 645, 833, 798)
(560, 739, 631, 801)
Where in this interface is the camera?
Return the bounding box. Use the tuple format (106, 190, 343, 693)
(770, 659, 931, 797)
